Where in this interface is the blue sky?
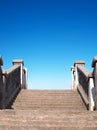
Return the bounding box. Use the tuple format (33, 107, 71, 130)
(0, 0, 97, 89)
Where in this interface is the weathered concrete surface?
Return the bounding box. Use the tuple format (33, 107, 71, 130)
(0, 90, 96, 129)
(3, 65, 21, 109)
(92, 56, 97, 110)
(0, 58, 27, 109)
(0, 109, 97, 130)
(12, 90, 86, 110)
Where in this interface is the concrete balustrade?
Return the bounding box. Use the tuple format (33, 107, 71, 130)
(71, 59, 95, 111)
(88, 73, 95, 111)
(0, 55, 97, 111)
(12, 60, 27, 89)
(0, 57, 27, 109)
(0, 57, 4, 109)
(92, 56, 97, 110)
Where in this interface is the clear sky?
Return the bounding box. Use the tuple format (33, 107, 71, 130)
(0, 0, 97, 89)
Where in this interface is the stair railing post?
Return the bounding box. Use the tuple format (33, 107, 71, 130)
(71, 66, 75, 90)
(12, 60, 24, 88)
(24, 67, 28, 88)
(88, 73, 95, 111)
(92, 56, 97, 110)
(22, 67, 28, 89)
(0, 57, 4, 109)
(74, 61, 85, 90)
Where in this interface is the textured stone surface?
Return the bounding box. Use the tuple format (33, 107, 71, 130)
(92, 56, 97, 67)
(77, 66, 90, 97)
(12, 90, 86, 110)
(0, 89, 97, 129)
(4, 65, 21, 108)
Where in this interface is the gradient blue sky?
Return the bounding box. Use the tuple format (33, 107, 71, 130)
(0, 0, 97, 89)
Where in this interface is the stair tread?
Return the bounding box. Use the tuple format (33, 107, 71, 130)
(12, 89, 86, 111)
(0, 110, 97, 128)
(1, 89, 94, 129)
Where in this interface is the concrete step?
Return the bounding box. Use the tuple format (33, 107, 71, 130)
(12, 89, 86, 111)
(0, 126, 97, 130)
(13, 106, 85, 109)
(13, 104, 85, 107)
(0, 89, 95, 129)
(16, 90, 79, 96)
(0, 110, 96, 129)
(14, 103, 85, 107)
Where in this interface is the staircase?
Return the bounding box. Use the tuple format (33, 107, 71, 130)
(12, 89, 86, 111)
(0, 89, 97, 130)
(0, 56, 97, 129)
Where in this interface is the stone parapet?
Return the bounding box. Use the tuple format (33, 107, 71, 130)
(92, 56, 97, 67)
(74, 60, 85, 67)
(92, 56, 97, 110)
(12, 60, 24, 66)
(71, 58, 95, 111)
(0, 57, 27, 109)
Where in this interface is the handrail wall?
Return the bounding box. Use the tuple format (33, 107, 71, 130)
(0, 57, 27, 109)
(71, 60, 95, 111)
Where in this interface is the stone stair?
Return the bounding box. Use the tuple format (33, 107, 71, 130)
(0, 89, 97, 130)
(12, 90, 86, 110)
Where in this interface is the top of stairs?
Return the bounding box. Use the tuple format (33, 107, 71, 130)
(12, 89, 86, 111)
